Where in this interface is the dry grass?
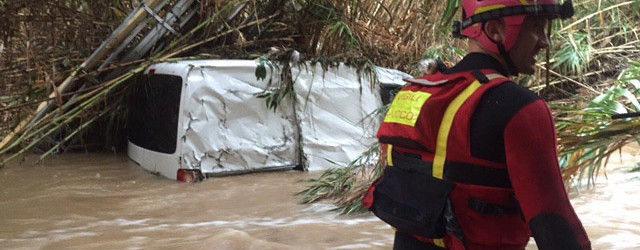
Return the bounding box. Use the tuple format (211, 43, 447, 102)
(0, 0, 140, 147)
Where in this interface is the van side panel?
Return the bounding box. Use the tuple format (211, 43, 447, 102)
(127, 60, 409, 179)
(180, 65, 297, 174)
(292, 63, 382, 170)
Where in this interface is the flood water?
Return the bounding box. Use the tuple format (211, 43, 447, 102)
(1, 152, 639, 249)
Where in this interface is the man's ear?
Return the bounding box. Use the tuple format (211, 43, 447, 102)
(483, 19, 506, 43)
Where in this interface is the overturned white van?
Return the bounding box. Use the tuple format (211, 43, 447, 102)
(127, 59, 408, 181)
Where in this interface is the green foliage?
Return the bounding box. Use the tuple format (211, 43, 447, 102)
(328, 21, 360, 50)
(298, 165, 359, 203)
(255, 56, 275, 81)
(632, 163, 640, 173)
(254, 48, 378, 112)
(552, 31, 592, 75)
(307, 2, 339, 20)
(254, 55, 295, 111)
(423, 44, 464, 61)
(557, 61, 640, 187)
(585, 81, 640, 115)
(438, 0, 462, 36)
(298, 143, 383, 214)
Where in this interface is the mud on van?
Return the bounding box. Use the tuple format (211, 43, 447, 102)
(127, 59, 408, 182)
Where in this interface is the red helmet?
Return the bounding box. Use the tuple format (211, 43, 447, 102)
(454, 0, 574, 54)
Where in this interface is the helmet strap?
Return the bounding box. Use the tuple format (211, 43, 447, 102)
(482, 22, 519, 76)
(497, 42, 519, 76)
(545, 19, 553, 87)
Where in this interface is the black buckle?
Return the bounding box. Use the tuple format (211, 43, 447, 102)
(468, 199, 491, 214)
(471, 70, 490, 84)
(468, 198, 520, 216)
(435, 58, 449, 72)
(452, 21, 463, 38)
(559, 0, 575, 19)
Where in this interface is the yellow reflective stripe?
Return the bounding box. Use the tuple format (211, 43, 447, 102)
(387, 144, 394, 167)
(432, 80, 483, 179)
(476, 2, 529, 15)
(475, 5, 505, 14)
(433, 238, 446, 248)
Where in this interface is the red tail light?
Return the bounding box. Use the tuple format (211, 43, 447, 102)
(177, 169, 204, 183)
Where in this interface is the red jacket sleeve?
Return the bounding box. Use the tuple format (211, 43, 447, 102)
(504, 100, 591, 249)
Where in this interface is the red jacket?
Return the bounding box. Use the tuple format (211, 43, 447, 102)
(366, 53, 590, 249)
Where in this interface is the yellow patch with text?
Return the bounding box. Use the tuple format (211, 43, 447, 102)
(384, 91, 431, 127)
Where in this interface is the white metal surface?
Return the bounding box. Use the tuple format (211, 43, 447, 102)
(179, 61, 298, 174)
(292, 63, 381, 170)
(128, 60, 409, 179)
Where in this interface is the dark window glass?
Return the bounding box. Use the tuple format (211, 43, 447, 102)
(380, 83, 404, 105)
(128, 74, 182, 154)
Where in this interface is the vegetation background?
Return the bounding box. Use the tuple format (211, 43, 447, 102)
(1, 0, 640, 211)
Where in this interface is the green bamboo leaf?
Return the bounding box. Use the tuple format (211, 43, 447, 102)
(439, 0, 462, 32)
(63, 57, 71, 68)
(256, 64, 267, 81)
(620, 88, 640, 111)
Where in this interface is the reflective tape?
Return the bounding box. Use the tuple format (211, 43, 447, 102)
(432, 74, 506, 179)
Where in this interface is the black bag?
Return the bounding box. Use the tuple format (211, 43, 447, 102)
(369, 154, 455, 239)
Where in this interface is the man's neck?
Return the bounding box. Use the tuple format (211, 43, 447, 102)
(467, 42, 509, 74)
(443, 53, 509, 76)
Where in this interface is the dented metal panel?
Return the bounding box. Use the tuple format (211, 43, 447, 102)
(291, 63, 383, 170)
(179, 62, 297, 174)
(129, 60, 409, 179)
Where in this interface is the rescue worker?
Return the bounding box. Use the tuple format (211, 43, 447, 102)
(362, 0, 591, 249)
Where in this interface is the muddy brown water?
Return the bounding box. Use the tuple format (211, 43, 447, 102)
(1, 152, 639, 249)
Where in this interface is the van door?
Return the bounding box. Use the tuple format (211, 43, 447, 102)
(127, 73, 183, 178)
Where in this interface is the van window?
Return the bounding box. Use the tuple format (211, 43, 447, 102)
(128, 74, 182, 154)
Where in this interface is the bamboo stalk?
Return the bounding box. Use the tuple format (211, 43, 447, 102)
(158, 12, 280, 60)
(0, 73, 124, 154)
(157, 0, 248, 56)
(0, 59, 147, 152)
(0, 106, 86, 165)
(0, 85, 104, 113)
(534, 64, 602, 95)
(0, 63, 147, 165)
(0, 0, 166, 152)
(38, 109, 108, 161)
